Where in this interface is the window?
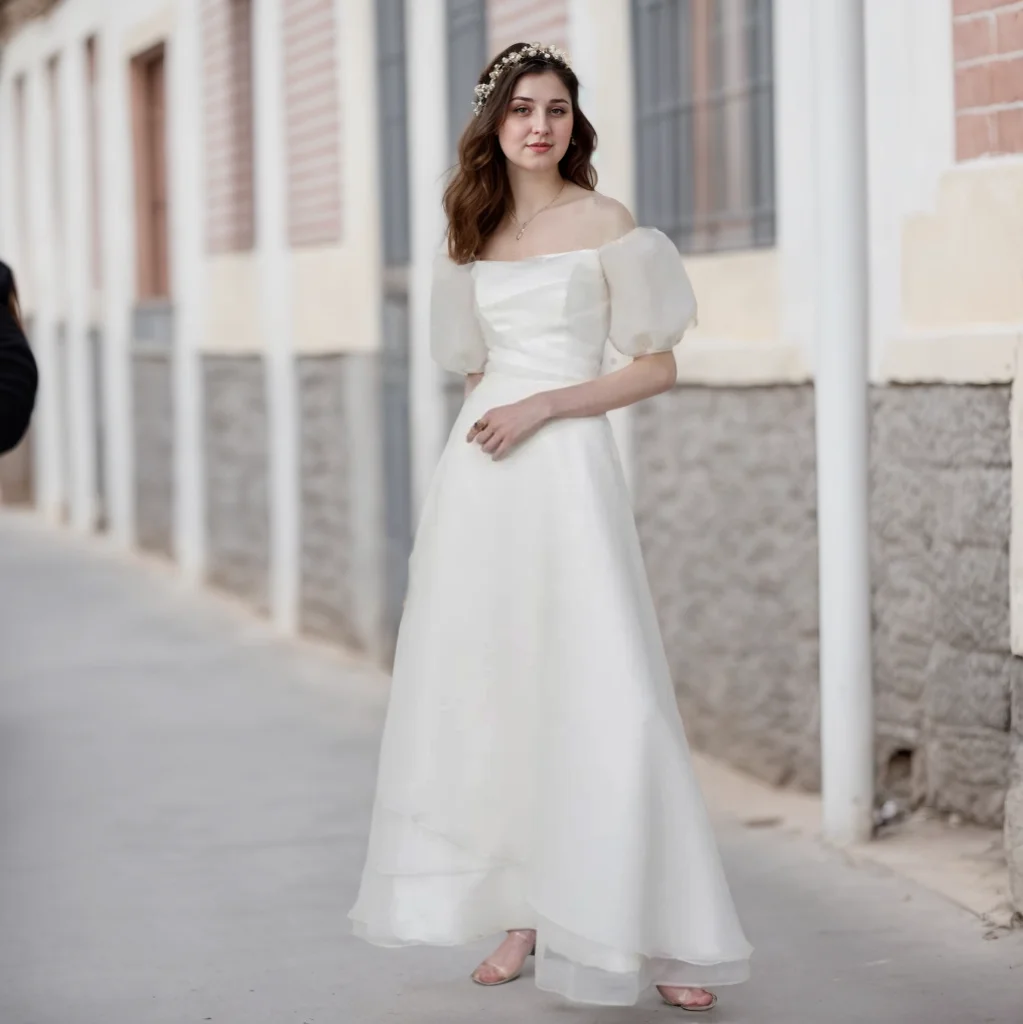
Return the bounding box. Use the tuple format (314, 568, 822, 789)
(446, 0, 487, 158)
(202, 0, 256, 253)
(86, 37, 102, 288)
(131, 45, 170, 299)
(377, 0, 411, 266)
(632, 0, 775, 254)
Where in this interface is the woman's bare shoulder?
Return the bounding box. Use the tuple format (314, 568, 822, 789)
(563, 190, 636, 245)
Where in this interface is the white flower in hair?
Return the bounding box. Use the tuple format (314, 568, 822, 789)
(471, 42, 573, 117)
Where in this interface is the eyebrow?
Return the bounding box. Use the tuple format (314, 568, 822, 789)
(510, 95, 571, 104)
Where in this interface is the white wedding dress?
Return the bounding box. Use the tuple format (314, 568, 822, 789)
(348, 227, 752, 1006)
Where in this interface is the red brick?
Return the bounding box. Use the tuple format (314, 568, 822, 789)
(956, 111, 996, 159)
(996, 8, 1023, 53)
(955, 62, 994, 108)
(283, 0, 342, 247)
(991, 54, 1023, 103)
(487, 0, 568, 57)
(202, 0, 256, 254)
(995, 105, 1023, 152)
(954, 15, 995, 62)
(954, 0, 1017, 15)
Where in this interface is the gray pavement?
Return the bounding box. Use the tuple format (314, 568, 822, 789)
(1, 513, 1021, 1024)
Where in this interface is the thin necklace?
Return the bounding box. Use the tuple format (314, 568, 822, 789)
(512, 180, 566, 240)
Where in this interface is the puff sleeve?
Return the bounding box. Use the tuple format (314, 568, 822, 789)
(429, 253, 488, 374)
(598, 227, 697, 357)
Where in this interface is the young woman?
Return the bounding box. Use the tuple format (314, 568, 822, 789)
(349, 42, 752, 1011)
(0, 261, 38, 456)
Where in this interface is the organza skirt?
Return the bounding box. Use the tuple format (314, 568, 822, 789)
(348, 370, 752, 1006)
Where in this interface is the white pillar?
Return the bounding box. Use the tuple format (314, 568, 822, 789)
(254, 0, 300, 633)
(169, 0, 206, 583)
(99, 21, 137, 549)
(26, 63, 63, 523)
(812, 0, 874, 845)
(567, 0, 636, 495)
(407, 0, 449, 518)
(61, 39, 99, 534)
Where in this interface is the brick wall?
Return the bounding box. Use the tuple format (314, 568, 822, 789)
(283, 0, 342, 247)
(202, 0, 256, 253)
(954, 0, 1023, 159)
(486, 0, 568, 57)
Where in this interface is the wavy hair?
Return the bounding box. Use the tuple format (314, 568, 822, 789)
(443, 43, 598, 264)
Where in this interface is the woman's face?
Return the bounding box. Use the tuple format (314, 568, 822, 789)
(496, 71, 574, 173)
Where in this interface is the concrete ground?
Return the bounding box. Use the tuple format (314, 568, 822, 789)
(1, 513, 1021, 1024)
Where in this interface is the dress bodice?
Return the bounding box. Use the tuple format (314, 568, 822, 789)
(471, 250, 610, 382)
(430, 227, 698, 382)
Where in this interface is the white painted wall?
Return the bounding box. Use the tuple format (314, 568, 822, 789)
(169, 0, 207, 583)
(254, 0, 300, 633)
(406, 0, 450, 519)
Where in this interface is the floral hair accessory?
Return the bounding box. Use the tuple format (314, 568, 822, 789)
(472, 42, 572, 117)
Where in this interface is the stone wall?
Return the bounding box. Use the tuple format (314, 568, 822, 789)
(297, 353, 389, 659)
(297, 356, 356, 647)
(132, 350, 174, 557)
(633, 385, 821, 790)
(1008, 678, 1023, 907)
(871, 385, 1013, 827)
(633, 381, 1016, 834)
(202, 355, 270, 609)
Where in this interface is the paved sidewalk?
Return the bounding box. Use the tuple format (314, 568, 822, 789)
(1, 514, 1020, 1024)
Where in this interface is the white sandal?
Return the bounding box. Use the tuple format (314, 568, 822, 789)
(658, 987, 718, 1012)
(470, 929, 537, 987)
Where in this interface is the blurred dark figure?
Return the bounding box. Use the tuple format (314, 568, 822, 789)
(0, 262, 38, 455)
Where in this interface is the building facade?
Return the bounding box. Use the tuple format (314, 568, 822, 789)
(1, 0, 1022, 907)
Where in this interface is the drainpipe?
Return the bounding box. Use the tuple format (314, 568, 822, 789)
(813, 0, 874, 845)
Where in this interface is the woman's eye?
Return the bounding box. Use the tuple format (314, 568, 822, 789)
(513, 106, 530, 115)
(551, 107, 568, 116)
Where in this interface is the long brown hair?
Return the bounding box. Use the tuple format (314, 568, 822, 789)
(443, 43, 598, 264)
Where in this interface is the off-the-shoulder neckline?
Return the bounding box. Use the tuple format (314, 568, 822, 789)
(471, 225, 650, 266)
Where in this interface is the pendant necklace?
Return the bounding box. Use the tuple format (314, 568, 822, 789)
(513, 181, 566, 241)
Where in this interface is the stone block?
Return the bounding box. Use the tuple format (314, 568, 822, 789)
(935, 465, 1010, 546)
(1006, 739, 1023, 912)
(870, 385, 1010, 469)
(926, 727, 1010, 826)
(634, 385, 820, 790)
(202, 356, 270, 610)
(297, 356, 356, 648)
(132, 351, 174, 557)
(924, 644, 1012, 732)
(934, 540, 1010, 653)
(1012, 657, 1023, 737)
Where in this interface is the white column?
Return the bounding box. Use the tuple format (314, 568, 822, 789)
(567, 0, 636, 495)
(254, 0, 300, 633)
(26, 63, 63, 523)
(61, 39, 99, 534)
(407, 0, 449, 518)
(812, 0, 874, 846)
(169, 0, 207, 583)
(99, 21, 137, 549)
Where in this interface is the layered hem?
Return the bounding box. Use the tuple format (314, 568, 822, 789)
(348, 869, 750, 1007)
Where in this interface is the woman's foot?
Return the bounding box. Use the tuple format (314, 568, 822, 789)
(657, 985, 718, 1011)
(470, 928, 537, 986)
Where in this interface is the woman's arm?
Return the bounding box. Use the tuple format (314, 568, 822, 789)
(466, 352, 676, 460)
(543, 351, 677, 420)
(464, 371, 484, 398)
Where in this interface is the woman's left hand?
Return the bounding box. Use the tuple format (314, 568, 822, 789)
(466, 394, 554, 460)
